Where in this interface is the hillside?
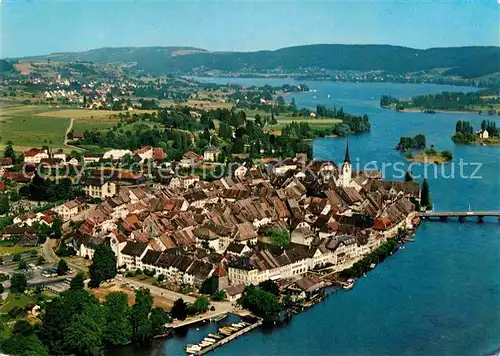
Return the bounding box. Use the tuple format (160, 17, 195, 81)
(16, 44, 500, 78)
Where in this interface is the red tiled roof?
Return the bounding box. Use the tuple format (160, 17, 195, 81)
(153, 147, 166, 160)
(24, 148, 43, 157)
(372, 217, 392, 230)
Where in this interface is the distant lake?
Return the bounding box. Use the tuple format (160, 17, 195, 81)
(117, 80, 500, 356)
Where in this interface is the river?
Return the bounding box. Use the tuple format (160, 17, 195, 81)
(121, 79, 500, 355)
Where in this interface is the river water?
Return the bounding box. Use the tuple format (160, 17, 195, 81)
(123, 79, 500, 355)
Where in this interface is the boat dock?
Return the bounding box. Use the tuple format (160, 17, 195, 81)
(186, 317, 262, 355)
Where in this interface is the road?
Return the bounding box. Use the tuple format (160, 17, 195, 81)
(42, 238, 87, 273)
(122, 276, 234, 327)
(63, 118, 74, 149)
(43, 238, 59, 264)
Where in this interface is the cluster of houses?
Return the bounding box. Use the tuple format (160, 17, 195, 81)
(50, 143, 421, 296)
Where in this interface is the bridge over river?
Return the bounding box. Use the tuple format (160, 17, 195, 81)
(419, 210, 500, 222)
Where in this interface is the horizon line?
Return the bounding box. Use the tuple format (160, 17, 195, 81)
(8, 42, 500, 60)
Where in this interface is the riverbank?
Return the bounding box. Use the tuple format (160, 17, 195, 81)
(452, 137, 500, 146)
(382, 106, 485, 115)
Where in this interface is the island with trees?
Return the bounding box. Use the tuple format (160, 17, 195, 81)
(452, 120, 500, 145)
(395, 134, 453, 164)
(380, 89, 500, 115)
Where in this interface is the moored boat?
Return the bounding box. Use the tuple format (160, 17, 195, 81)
(211, 313, 228, 322)
(343, 278, 355, 290)
(185, 344, 202, 354)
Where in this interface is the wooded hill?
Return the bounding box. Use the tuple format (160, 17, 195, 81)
(16, 44, 500, 78)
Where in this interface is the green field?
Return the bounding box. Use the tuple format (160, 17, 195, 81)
(0, 112, 69, 152)
(270, 117, 342, 135)
(0, 105, 129, 152)
(0, 293, 34, 314)
(72, 117, 120, 132)
(0, 246, 34, 256)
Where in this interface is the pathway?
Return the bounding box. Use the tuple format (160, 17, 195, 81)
(63, 118, 82, 151)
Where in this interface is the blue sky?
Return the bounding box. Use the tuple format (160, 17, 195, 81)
(1, 0, 499, 58)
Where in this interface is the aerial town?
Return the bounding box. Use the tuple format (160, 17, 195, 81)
(2, 140, 420, 293)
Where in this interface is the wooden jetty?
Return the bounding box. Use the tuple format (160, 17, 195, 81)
(189, 318, 262, 355)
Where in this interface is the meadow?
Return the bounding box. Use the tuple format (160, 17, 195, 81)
(242, 109, 342, 135)
(0, 104, 151, 152)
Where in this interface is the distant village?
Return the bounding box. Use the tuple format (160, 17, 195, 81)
(1, 141, 421, 300)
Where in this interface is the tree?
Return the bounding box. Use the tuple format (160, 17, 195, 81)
(441, 150, 453, 161)
(188, 296, 210, 315)
(63, 303, 104, 356)
(103, 292, 132, 346)
(0, 194, 10, 215)
(12, 253, 21, 262)
(199, 276, 218, 295)
(18, 259, 27, 270)
(266, 228, 290, 246)
(0, 331, 48, 356)
(3, 143, 16, 164)
(150, 307, 171, 335)
(40, 289, 102, 355)
(10, 273, 27, 293)
(70, 272, 85, 290)
(52, 218, 63, 238)
(404, 170, 413, 182)
(130, 288, 153, 344)
(170, 298, 188, 320)
(12, 320, 32, 336)
(420, 179, 432, 210)
(157, 274, 165, 283)
(258, 279, 280, 296)
(211, 290, 226, 301)
(88, 245, 117, 288)
(238, 285, 281, 319)
(57, 259, 69, 275)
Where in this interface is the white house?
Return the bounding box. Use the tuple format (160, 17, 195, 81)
(477, 129, 489, 139)
(54, 200, 81, 221)
(83, 154, 103, 163)
(23, 148, 49, 164)
(203, 146, 220, 161)
(169, 175, 199, 190)
(103, 149, 133, 161)
(82, 180, 117, 199)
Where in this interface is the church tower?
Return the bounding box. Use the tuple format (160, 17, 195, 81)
(338, 138, 352, 187)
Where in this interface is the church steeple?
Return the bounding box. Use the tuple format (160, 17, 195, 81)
(344, 138, 351, 164)
(338, 138, 352, 188)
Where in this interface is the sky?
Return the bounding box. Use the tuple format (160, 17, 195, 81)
(1, 0, 499, 58)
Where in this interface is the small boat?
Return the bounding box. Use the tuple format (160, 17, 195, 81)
(208, 333, 221, 339)
(369, 263, 376, 269)
(204, 337, 216, 343)
(219, 328, 232, 335)
(211, 313, 227, 322)
(185, 344, 201, 354)
(343, 278, 355, 290)
(327, 94, 331, 98)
